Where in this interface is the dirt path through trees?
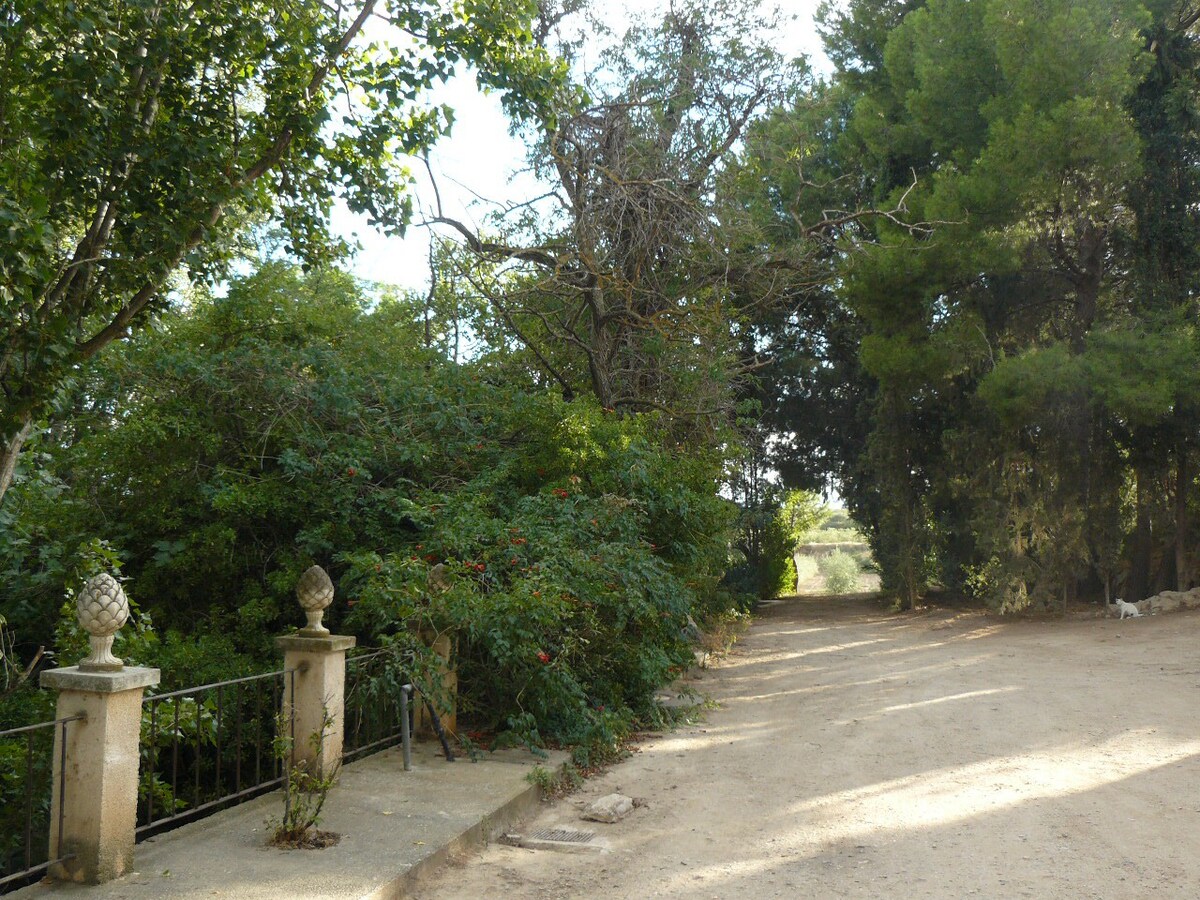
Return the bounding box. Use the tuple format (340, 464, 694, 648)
(413, 597, 1200, 898)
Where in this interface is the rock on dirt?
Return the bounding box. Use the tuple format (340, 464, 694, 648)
(580, 794, 634, 824)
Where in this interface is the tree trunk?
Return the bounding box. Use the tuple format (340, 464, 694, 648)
(1069, 225, 1105, 353)
(586, 304, 616, 409)
(1127, 461, 1153, 602)
(1175, 438, 1190, 591)
(0, 415, 33, 507)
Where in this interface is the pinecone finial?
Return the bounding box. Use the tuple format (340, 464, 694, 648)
(296, 565, 335, 635)
(76, 573, 130, 671)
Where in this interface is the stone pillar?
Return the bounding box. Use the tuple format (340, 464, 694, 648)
(40, 573, 160, 884)
(416, 631, 457, 737)
(40, 668, 159, 883)
(278, 565, 355, 777)
(276, 633, 355, 776)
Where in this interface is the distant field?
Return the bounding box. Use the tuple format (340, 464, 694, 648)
(800, 527, 865, 544)
(791, 513, 874, 595)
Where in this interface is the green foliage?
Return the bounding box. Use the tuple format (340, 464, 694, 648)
(723, 439, 821, 604)
(725, 499, 796, 604)
(1084, 326, 1200, 426)
(778, 554, 798, 598)
(795, 508, 867, 546)
(341, 396, 733, 750)
(802, 528, 865, 545)
(526, 762, 584, 798)
(778, 491, 831, 545)
(744, 0, 1200, 612)
(1, 263, 739, 754)
(749, 490, 831, 597)
(0, 608, 55, 878)
(977, 346, 1089, 424)
(0, 719, 55, 879)
(819, 550, 862, 595)
(0, 0, 565, 504)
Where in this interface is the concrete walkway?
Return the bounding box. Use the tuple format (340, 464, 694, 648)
(15, 741, 564, 900)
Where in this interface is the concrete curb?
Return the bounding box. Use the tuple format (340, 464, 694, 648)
(366, 768, 548, 899)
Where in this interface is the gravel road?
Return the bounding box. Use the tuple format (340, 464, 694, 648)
(413, 595, 1200, 899)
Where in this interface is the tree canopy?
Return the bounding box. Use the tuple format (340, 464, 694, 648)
(0, 0, 563, 502)
(751, 0, 1200, 610)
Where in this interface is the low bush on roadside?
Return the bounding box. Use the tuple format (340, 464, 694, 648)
(819, 550, 861, 594)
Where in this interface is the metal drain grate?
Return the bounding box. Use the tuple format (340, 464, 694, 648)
(528, 827, 596, 844)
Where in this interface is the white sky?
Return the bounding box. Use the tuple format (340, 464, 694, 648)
(332, 0, 830, 292)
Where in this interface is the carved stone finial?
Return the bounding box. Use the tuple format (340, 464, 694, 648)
(296, 565, 335, 635)
(76, 573, 129, 671)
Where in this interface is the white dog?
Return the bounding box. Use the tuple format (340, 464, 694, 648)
(1114, 598, 1142, 619)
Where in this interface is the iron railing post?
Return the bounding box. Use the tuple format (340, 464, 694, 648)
(401, 684, 413, 771)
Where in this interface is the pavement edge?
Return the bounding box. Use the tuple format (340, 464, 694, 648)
(362, 773, 548, 899)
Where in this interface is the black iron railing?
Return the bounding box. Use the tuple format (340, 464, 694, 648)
(343, 648, 411, 768)
(0, 713, 84, 894)
(137, 669, 293, 839)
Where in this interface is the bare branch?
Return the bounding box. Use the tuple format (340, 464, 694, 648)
(456, 265, 580, 399)
(427, 215, 561, 269)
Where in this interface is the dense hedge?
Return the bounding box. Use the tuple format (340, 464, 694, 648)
(0, 264, 741, 756)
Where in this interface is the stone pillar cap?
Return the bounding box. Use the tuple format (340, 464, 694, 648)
(41, 665, 161, 694)
(275, 634, 356, 653)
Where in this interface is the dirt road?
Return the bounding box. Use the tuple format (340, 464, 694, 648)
(413, 596, 1200, 898)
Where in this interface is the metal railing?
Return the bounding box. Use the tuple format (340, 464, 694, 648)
(137, 669, 294, 839)
(0, 713, 84, 894)
(343, 648, 412, 769)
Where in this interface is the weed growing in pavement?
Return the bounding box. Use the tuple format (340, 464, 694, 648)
(267, 711, 341, 849)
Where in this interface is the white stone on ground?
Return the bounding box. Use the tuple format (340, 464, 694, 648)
(581, 793, 634, 823)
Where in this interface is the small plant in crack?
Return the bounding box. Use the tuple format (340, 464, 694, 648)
(267, 709, 341, 849)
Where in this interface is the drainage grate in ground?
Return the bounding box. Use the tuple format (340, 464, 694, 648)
(528, 827, 596, 844)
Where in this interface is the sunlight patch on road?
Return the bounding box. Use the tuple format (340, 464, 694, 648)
(644, 722, 769, 754)
(767, 626, 835, 637)
(958, 624, 1005, 640)
(879, 686, 1018, 714)
(796, 636, 893, 656)
(731, 637, 892, 665)
(728, 687, 829, 703)
(786, 730, 1200, 842)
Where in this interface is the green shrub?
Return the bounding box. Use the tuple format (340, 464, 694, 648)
(340, 400, 731, 752)
(0, 264, 741, 757)
(819, 550, 861, 594)
(778, 554, 797, 596)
